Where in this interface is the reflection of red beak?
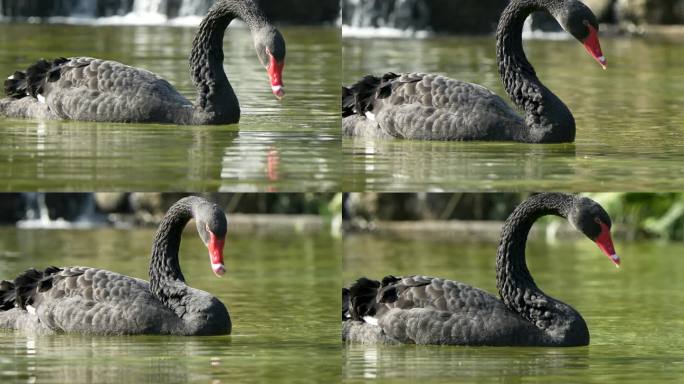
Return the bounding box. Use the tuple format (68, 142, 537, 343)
(267, 52, 285, 100)
(583, 24, 607, 70)
(208, 231, 226, 277)
(595, 222, 620, 267)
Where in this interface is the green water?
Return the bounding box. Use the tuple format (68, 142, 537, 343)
(343, 36, 684, 191)
(0, 227, 341, 383)
(0, 23, 341, 192)
(343, 233, 684, 383)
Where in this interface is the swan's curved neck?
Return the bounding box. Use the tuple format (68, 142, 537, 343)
(149, 197, 201, 307)
(496, 0, 575, 143)
(190, 0, 269, 124)
(495, 193, 588, 344)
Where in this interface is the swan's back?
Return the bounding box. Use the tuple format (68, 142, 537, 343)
(2, 57, 193, 123)
(0, 266, 180, 335)
(344, 275, 544, 345)
(343, 72, 525, 140)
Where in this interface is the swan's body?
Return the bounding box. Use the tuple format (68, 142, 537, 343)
(0, 0, 286, 125)
(0, 196, 231, 336)
(342, 0, 606, 143)
(343, 193, 620, 346)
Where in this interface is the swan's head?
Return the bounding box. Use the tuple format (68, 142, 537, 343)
(568, 197, 620, 267)
(195, 202, 228, 277)
(555, 0, 607, 69)
(255, 27, 286, 100)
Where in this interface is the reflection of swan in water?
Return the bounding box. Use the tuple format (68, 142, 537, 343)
(347, 138, 577, 190)
(343, 343, 590, 380)
(8, 332, 230, 383)
(220, 132, 282, 190)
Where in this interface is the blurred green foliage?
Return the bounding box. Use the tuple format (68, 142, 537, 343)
(589, 193, 684, 241)
(346, 193, 684, 242)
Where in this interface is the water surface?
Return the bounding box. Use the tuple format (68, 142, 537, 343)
(0, 23, 341, 191)
(0, 227, 341, 383)
(343, 233, 684, 383)
(343, 36, 684, 191)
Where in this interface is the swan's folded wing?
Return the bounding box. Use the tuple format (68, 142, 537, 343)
(379, 276, 501, 313)
(33, 58, 192, 123)
(356, 73, 525, 140)
(372, 276, 543, 345)
(32, 267, 177, 335)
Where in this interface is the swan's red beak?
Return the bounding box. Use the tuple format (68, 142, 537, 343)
(582, 24, 607, 70)
(208, 232, 226, 277)
(267, 52, 285, 100)
(595, 221, 620, 267)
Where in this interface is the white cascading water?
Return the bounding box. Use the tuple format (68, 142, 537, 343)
(18, 194, 106, 229)
(133, 0, 167, 15)
(71, 0, 97, 18)
(342, 0, 432, 38)
(97, 0, 208, 25)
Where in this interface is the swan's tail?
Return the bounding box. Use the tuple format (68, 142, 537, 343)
(347, 277, 382, 321)
(3, 71, 29, 98)
(0, 267, 63, 310)
(3, 57, 69, 100)
(342, 288, 351, 320)
(341, 73, 400, 118)
(0, 280, 17, 310)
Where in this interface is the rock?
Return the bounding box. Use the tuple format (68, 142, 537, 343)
(428, 0, 508, 34)
(615, 0, 684, 25)
(583, 0, 616, 21)
(43, 194, 94, 221)
(95, 193, 130, 213)
(0, 194, 26, 223)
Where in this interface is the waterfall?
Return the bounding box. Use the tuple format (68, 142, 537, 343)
(342, 0, 432, 38)
(133, 0, 166, 14)
(71, 0, 97, 18)
(18, 193, 107, 229)
(178, 0, 211, 17)
(22, 193, 51, 224)
(0, 0, 212, 25)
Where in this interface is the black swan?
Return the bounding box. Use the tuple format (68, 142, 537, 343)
(342, 0, 606, 143)
(0, 0, 285, 125)
(0, 196, 231, 336)
(342, 193, 620, 346)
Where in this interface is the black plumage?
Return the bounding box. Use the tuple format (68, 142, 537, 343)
(0, 197, 232, 336)
(0, 0, 286, 125)
(342, 0, 604, 143)
(343, 193, 620, 346)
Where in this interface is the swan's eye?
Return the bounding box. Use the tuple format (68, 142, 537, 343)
(594, 217, 602, 225)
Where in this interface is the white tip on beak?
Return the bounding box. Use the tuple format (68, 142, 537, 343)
(610, 254, 620, 268)
(271, 85, 285, 99)
(212, 263, 226, 277)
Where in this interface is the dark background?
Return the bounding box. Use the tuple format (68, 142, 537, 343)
(0, 0, 340, 25)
